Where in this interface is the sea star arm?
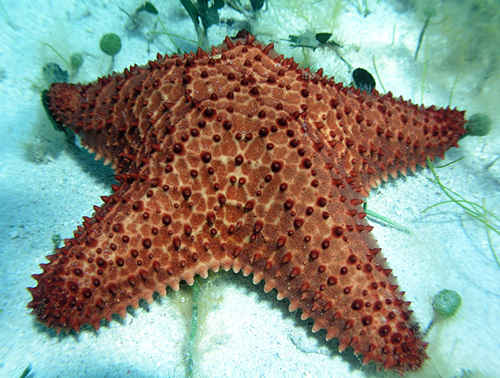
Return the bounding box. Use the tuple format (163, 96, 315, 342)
(29, 34, 467, 373)
(305, 85, 467, 196)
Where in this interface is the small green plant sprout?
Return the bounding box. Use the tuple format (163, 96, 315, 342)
(51, 234, 62, 249)
(425, 289, 462, 334)
(462, 113, 492, 137)
(99, 33, 122, 72)
(100, 33, 122, 56)
(432, 289, 462, 318)
(424, 157, 500, 269)
(70, 53, 84, 71)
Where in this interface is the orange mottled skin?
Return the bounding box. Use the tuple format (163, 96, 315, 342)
(29, 33, 466, 372)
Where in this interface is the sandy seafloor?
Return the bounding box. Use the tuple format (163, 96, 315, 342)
(0, 0, 499, 377)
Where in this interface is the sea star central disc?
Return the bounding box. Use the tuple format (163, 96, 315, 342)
(28, 33, 466, 372)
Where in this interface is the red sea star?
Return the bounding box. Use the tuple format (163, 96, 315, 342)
(29, 33, 466, 372)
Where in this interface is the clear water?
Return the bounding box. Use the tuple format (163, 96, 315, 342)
(0, 1, 499, 377)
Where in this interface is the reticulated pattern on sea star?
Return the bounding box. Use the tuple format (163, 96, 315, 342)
(29, 33, 466, 372)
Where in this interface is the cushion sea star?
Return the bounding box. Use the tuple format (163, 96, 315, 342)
(28, 33, 466, 372)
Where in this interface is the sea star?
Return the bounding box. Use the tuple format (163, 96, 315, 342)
(29, 32, 466, 372)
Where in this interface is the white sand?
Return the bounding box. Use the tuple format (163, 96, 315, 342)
(0, 0, 499, 377)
